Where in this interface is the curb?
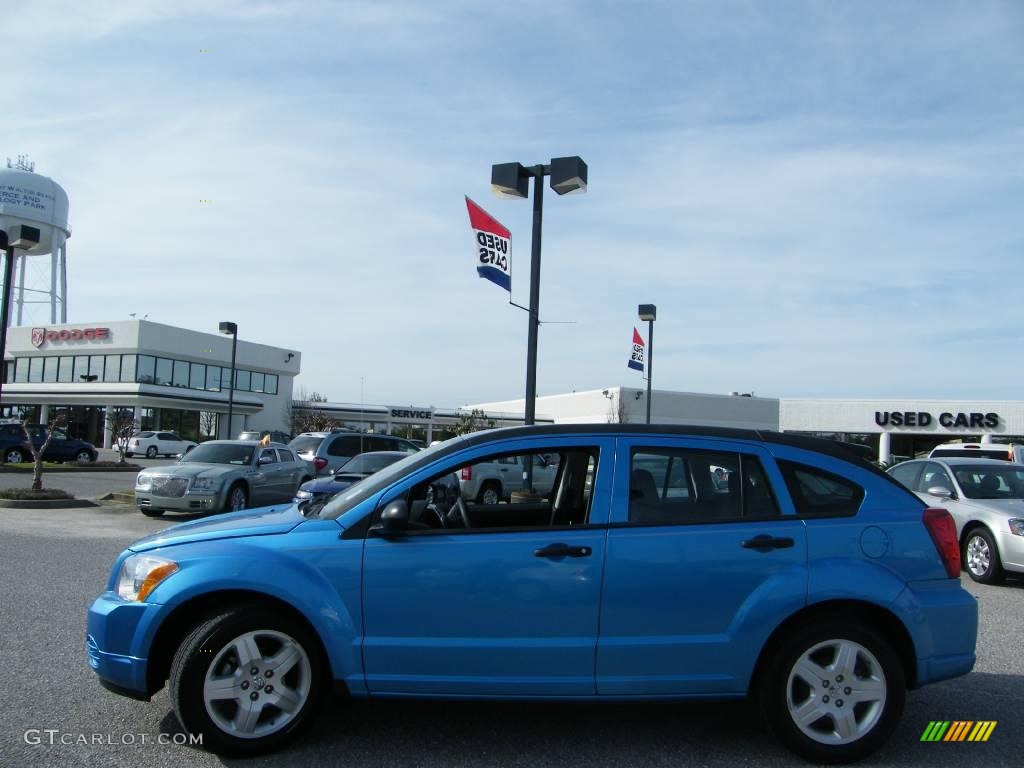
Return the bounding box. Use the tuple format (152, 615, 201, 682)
(0, 498, 98, 509)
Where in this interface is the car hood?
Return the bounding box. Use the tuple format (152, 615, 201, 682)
(128, 505, 304, 552)
(140, 463, 240, 479)
(301, 473, 365, 494)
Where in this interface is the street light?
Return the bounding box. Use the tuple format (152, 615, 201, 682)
(219, 321, 238, 439)
(490, 156, 587, 433)
(638, 304, 656, 424)
(0, 225, 41, 409)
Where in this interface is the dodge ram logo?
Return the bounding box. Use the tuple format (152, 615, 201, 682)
(30, 328, 45, 348)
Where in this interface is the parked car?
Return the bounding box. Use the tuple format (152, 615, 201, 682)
(457, 452, 559, 503)
(289, 429, 420, 475)
(125, 431, 197, 459)
(238, 429, 292, 444)
(294, 450, 411, 503)
(133, 440, 313, 517)
(929, 441, 1024, 463)
(89, 425, 976, 762)
(0, 422, 97, 464)
(887, 457, 1024, 584)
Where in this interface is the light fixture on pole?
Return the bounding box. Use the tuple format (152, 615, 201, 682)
(638, 304, 656, 424)
(491, 156, 587, 491)
(219, 321, 238, 439)
(0, 225, 41, 410)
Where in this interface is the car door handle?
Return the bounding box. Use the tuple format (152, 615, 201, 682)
(741, 535, 794, 551)
(534, 544, 592, 558)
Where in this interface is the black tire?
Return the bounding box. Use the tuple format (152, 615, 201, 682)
(963, 527, 1005, 585)
(125, 452, 134, 458)
(476, 482, 501, 505)
(146, 446, 159, 458)
(4, 448, 25, 464)
(225, 483, 248, 513)
(168, 604, 325, 756)
(76, 450, 94, 463)
(140, 507, 165, 517)
(758, 618, 905, 764)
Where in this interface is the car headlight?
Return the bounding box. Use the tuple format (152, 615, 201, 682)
(1009, 519, 1024, 537)
(295, 489, 313, 500)
(191, 477, 218, 491)
(116, 555, 178, 602)
(135, 474, 153, 490)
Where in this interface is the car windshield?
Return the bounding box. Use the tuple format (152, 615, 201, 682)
(178, 443, 254, 466)
(289, 435, 324, 455)
(315, 438, 461, 520)
(338, 453, 403, 475)
(951, 464, 1024, 500)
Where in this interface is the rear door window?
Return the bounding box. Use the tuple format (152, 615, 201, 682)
(778, 460, 864, 517)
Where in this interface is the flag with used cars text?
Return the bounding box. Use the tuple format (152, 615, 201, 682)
(466, 196, 511, 292)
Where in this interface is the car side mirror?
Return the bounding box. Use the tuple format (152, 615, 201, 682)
(926, 486, 954, 499)
(174, 453, 184, 461)
(376, 500, 410, 536)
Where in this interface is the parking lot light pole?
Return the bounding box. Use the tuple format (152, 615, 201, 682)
(638, 304, 656, 424)
(219, 322, 238, 439)
(491, 157, 587, 491)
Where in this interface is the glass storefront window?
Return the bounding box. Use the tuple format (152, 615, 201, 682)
(236, 370, 251, 392)
(57, 357, 73, 383)
(104, 355, 121, 382)
(206, 366, 221, 392)
(251, 372, 264, 393)
(42, 357, 58, 383)
(89, 355, 105, 380)
(155, 358, 172, 386)
(222, 367, 234, 391)
(28, 357, 43, 383)
(173, 360, 189, 388)
(265, 374, 278, 395)
(190, 363, 206, 390)
(120, 355, 136, 383)
(137, 355, 155, 384)
(14, 359, 28, 383)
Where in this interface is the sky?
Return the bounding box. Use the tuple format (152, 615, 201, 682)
(4, 0, 1023, 408)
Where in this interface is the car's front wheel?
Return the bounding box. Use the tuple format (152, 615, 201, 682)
(4, 449, 25, 464)
(140, 507, 164, 517)
(225, 484, 248, 512)
(168, 604, 325, 755)
(146, 446, 158, 458)
(964, 527, 1004, 584)
(476, 482, 501, 505)
(76, 450, 94, 463)
(759, 619, 905, 764)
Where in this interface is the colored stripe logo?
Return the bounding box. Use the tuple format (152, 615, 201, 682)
(920, 721, 996, 742)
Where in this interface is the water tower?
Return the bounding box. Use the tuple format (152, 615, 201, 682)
(0, 156, 71, 326)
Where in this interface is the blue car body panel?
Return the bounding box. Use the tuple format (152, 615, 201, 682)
(87, 426, 977, 706)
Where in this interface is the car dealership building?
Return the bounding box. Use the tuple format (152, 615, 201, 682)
(0, 319, 299, 447)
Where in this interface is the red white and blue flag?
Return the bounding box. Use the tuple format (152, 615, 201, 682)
(466, 196, 511, 292)
(628, 327, 646, 372)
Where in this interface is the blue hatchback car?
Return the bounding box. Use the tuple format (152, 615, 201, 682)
(87, 425, 976, 762)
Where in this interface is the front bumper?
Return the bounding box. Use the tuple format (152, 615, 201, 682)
(996, 528, 1024, 572)
(86, 591, 162, 698)
(135, 488, 224, 513)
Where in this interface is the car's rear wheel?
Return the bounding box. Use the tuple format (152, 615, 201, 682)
(964, 527, 1004, 584)
(477, 482, 501, 505)
(4, 448, 25, 464)
(225, 484, 248, 512)
(146, 446, 158, 458)
(168, 604, 325, 755)
(759, 619, 905, 764)
(76, 449, 94, 463)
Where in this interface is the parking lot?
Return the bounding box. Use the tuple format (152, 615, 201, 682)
(0, 504, 1018, 767)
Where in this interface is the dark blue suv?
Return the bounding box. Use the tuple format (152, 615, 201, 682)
(0, 422, 97, 464)
(86, 425, 976, 762)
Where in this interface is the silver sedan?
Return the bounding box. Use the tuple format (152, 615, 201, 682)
(887, 457, 1024, 584)
(134, 440, 313, 517)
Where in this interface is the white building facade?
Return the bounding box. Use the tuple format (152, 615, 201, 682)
(0, 320, 299, 447)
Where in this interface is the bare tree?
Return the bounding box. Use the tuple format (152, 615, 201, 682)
(289, 387, 336, 434)
(199, 411, 218, 440)
(453, 409, 495, 436)
(106, 408, 137, 464)
(20, 413, 68, 491)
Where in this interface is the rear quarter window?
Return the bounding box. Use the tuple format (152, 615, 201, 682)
(778, 460, 865, 517)
(289, 436, 324, 455)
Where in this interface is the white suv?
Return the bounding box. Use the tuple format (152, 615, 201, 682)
(929, 441, 1024, 463)
(126, 431, 198, 458)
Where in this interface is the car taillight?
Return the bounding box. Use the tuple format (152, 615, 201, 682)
(460, 466, 471, 481)
(313, 458, 328, 471)
(923, 507, 960, 578)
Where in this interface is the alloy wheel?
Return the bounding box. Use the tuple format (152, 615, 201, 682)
(966, 535, 991, 578)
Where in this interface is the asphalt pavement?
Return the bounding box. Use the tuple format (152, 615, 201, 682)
(0, 451, 173, 499)
(0, 504, 1020, 768)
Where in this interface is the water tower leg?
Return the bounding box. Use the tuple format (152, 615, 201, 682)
(50, 249, 58, 324)
(16, 253, 26, 325)
(59, 242, 68, 323)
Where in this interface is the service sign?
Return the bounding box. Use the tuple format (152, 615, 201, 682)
(628, 327, 645, 372)
(466, 196, 511, 292)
